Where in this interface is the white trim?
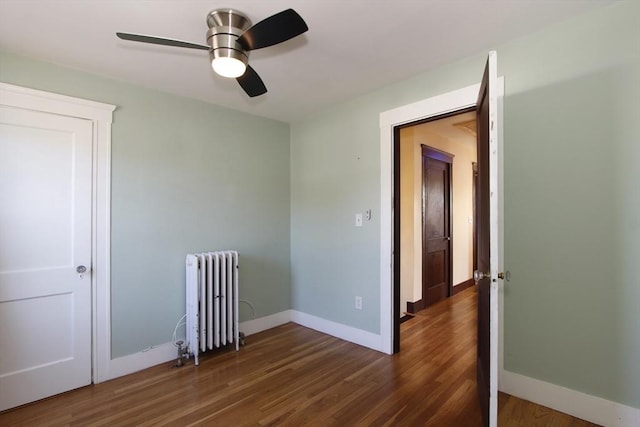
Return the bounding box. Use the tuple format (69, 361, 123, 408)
(243, 309, 387, 353)
(379, 83, 482, 355)
(500, 370, 640, 427)
(108, 342, 177, 379)
(0, 82, 115, 384)
(497, 71, 506, 381)
(290, 311, 383, 352)
(379, 121, 394, 355)
(93, 113, 113, 383)
(487, 51, 500, 427)
(0, 82, 114, 123)
(240, 310, 294, 336)
(241, 309, 384, 352)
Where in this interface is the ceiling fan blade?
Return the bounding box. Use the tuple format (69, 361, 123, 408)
(236, 65, 267, 97)
(116, 32, 210, 50)
(236, 9, 308, 51)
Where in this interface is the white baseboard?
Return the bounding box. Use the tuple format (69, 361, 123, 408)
(240, 309, 385, 353)
(106, 342, 177, 381)
(103, 311, 295, 382)
(103, 310, 386, 382)
(239, 310, 293, 336)
(500, 369, 640, 427)
(290, 310, 383, 352)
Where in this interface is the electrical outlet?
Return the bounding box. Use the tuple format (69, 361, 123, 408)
(355, 296, 363, 310)
(355, 213, 363, 227)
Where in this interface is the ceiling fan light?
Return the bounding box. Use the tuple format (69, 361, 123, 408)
(212, 57, 246, 78)
(211, 51, 247, 78)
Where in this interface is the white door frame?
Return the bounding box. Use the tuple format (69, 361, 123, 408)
(0, 82, 115, 383)
(378, 78, 504, 356)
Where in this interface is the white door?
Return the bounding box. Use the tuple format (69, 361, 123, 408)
(0, 105, 93, 411)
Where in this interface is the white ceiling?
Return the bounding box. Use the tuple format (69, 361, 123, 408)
(0, 0, 614, 123)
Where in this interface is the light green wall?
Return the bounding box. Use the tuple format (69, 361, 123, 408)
(0, 52, 291, 358)
(500, 1, 640, 408)
(291, 1, 639, 409)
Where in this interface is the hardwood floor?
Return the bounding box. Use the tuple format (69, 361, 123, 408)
(0, 287, 598, 426)
(498, 393, 598, 427)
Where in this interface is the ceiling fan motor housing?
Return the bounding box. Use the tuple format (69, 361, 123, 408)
(206, 9, 252, 68)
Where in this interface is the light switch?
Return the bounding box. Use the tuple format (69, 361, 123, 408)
(355, 213, 363, 227)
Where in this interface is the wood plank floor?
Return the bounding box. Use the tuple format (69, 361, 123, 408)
(0, 287, 599, 426)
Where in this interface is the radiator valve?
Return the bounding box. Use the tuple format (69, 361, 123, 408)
(175, 340, 188, 367)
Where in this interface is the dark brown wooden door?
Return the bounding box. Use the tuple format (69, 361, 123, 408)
(476, 52, 498, 427)
(422, 146, 453, 308)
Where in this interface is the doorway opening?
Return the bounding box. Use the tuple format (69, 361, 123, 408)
(379, 82, 484, 355)
(391, 108, 480, 354)
(395, 109, 478, 325)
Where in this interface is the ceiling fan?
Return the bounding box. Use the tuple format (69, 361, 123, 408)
(116, 8, 308, 97)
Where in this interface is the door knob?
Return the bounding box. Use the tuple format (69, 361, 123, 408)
(473, 270, 490, 282)
(474, 270, 508, 283)
(76, 265, 87, 274)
